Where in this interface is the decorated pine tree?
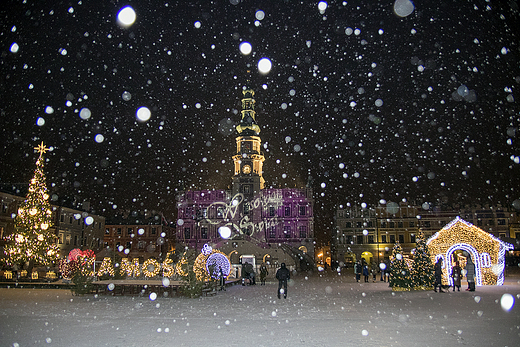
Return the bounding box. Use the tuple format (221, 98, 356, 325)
(4, 142, 60, 271)
(389, 242, 411, 290)
(411, 230, 435, 289)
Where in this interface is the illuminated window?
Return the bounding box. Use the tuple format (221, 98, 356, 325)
(66, 235, 71, 245)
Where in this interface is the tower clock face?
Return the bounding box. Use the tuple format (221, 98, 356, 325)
(242, 165, 251, 174)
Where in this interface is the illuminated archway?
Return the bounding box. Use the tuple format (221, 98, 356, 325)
(361, 251, 373, 265)
(298, 246, 308, 254)
(445, 244, 482, 286)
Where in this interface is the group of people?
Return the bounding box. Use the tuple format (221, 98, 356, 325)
(354, 260, 381, 283)
(434, 257, 475, 293)
(239, 261, 291, 299)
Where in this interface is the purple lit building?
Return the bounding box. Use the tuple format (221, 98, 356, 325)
(176, 87, 314, 273)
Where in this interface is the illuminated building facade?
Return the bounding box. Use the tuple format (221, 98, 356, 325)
(333, 201, 519, 266)
(176, 87, 315, 272)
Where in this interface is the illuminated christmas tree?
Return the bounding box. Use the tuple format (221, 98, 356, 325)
(411, 230, 435, 289)
(4, 142, 60, 270)
(389, 242, 411, 290)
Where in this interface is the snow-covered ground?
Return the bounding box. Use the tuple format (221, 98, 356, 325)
(1, 270, 519, 347)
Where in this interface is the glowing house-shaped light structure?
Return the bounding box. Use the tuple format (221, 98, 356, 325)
(426, 217, 513, 286)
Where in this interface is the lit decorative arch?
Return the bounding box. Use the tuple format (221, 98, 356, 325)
(445, 244, 481, 286)
(298, 246, 308, 254)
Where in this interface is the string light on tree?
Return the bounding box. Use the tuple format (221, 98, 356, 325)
(4, 142, 59, 270)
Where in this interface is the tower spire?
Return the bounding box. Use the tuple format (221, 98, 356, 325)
(232, 82, 265, 197)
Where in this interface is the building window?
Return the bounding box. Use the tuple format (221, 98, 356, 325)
(410, 234, 416, 243)
(269, 206, 275, 217)
(74, 235, 78, 246)
(409, 221, 415, 228)
(389, 222, 395, 228)
(269, 226, 276, 238)
(498, 219, 506, 226)
(299, 226, 307, 238)
(59, 234, 64, 244)
(398, 234, 404, 243)
(368, 235, 374, 244)
(66, 235, 71, 245)
(105, 228, 110, 234)
(244, 185, 251, 194)
(184, 228, 191, 239)
(202, 208, 207, 218)
(127, 227, 132, 235)
(346, 222, 352, 228)
(201, 227, 208, 239)
(217, 207, 224, 218)
(381, 235, 387, 243)
(243, 203, 250, 215)
(151, 227, 156, 235)
(398, 221, 403, 228)
(357, 236, 363, 244)
(60, 215, 64, 222)
(69, 216, 73, 224)
(284, 207, 291, 217)
(138, 241, 146, 249)
(381, 221, 386, 228)
(423, 221, 431, 228)
(117, 228, 122, 235)
(390, 235, 395, 243)
(367, 221, 373, 227)
(284, 226, 291, 238)
(299, 206, 306, 216)
(126, 242, 131, 249)
(499, 233, 506, 239)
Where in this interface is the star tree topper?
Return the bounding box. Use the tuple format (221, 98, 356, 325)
(34, 142, 50, 158)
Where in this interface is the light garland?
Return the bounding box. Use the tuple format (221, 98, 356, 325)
(427, 217, 513, 286)
(162, 257, 175, 277)
(142, 258, 161, 277)
(193, 245, 231, 281)
(98, 257, 115, 276)
(120, 258, 141, 277)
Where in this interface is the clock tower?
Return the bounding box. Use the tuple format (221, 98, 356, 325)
(232, 87, 265, 198)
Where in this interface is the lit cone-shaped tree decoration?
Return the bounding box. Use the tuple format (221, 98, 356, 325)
(4, 142, 60, 269)
(389, 242, 411, 290)
(411, 230, 435, 289)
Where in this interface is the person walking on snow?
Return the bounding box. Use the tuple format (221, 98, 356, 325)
(465, 257, 476, 292)
(276, 263, 290, 299)
(451, 261, 461, 292)
(434, 258, 445, 292)
(259, 262, 269, 285)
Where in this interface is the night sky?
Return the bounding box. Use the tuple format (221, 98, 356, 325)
(1, 0, 519, 243)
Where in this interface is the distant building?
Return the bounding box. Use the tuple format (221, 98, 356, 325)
(333, 201, 519, 266)
(0, 191, 105, 260)
(176, 86, 315, 273)
(104, 211, 175, 261)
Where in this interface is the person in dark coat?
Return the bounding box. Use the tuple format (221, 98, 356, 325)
(275, 263, 290, 299)
(465, 257, 475, 291)
(219, 267, 226, 291)
(241, 262, 249, 286)
(451, 261, 462, 292)
(434, 258, 445, 292)
(259, 262, 269, 285)
(354, 261, 362, 282)
(362, 262, 369, 283)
